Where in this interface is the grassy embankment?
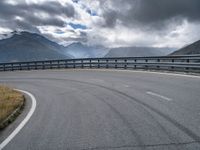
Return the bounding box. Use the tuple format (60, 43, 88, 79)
(0, 85, 24, 129)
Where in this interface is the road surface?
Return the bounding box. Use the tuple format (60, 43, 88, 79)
(0, 69, 200, 150)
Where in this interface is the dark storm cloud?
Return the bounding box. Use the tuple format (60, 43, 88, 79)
(0, 19, 40, 33)
(102, 10, 118, 28)
(30, 1, 75, 18)
(0, 0, 75, 32)
(101, 0, 200, 29)
(15, 20, 40, 33)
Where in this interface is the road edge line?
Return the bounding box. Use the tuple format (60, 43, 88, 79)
(72, 69, 200, 79)
(0, 89, 37, 150)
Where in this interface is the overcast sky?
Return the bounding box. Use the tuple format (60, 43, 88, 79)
(0, 0, 200, 48)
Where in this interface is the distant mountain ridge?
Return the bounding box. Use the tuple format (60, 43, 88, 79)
(170, 40, 200, 55)
(0, 31, 109, 63)
(0, 32, 71, 63)
(63, 42, 109, 58)
(105, 47, 175, 58)
(0, 31, 179, 63)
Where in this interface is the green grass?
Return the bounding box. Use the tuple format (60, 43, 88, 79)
(0, 85, 24, 123)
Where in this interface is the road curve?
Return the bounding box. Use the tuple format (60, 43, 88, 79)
(0, 69, 200, 150)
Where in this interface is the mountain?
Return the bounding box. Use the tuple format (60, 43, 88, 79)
(104, 47, 175, 57)
(0, 31, 180, 63)
(0, 32, 71, 63)
(170, 40, 200, 55)
(63, 42, 109, 58)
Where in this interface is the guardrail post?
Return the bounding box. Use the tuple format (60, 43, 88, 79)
(145, 59, 148, 69)
(98, 60, 100, 68)
(3, 64, 5, 71)
(42, 62, 44, 70)
(11, 64, 13, 71)
(89, 60, 92, 68)
(81, 60, 84, 69)
(157, 59, 160, 69)
(106, 60, 109, 68)
(49, 61, 52, 69)
(27, 63, 30, 70)
(65, 61, 68, 68)
(19, 63, 22, 70)
(134, 60, 137, 69)
(124, 59, 127, 69)
(57, 61, 59, 69)
(115, 60, 117, 68)
(171, 59, 174, 70)
(34, 62, 37, 70)
(185, 59, 190, 71)
(73, 60, 76, 68)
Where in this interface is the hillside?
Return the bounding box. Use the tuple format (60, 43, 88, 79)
(170, 40, 200, 55)
(0, 32, 71, 63)
(105, 47, 175, 57)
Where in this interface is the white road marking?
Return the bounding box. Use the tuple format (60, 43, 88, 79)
(146, 91, 172, 101)
(0, 89, 37, 150)
(123, 84, 130, 88)
(123, 70, 200, 79)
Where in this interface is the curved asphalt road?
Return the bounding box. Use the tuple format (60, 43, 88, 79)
(0, 69, 200, 150)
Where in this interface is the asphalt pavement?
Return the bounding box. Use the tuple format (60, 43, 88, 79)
(0, 69, 200, 150)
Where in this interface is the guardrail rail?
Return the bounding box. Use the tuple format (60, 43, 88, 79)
(0, 55, 200, 73)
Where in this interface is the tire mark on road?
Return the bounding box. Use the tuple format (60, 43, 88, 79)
(47, 77, 200, 143)
(91, 94, 145, 149)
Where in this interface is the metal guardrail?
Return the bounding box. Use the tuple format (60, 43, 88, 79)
(0, 55, 200, 73)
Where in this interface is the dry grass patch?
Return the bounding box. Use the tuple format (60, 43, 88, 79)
(0, 85, 24, 125)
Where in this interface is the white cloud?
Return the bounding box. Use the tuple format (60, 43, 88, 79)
(153, 20, 200, 48)
(0, 27, 12, 33)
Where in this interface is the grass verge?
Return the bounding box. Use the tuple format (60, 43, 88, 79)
(0, 85, 25, 129)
